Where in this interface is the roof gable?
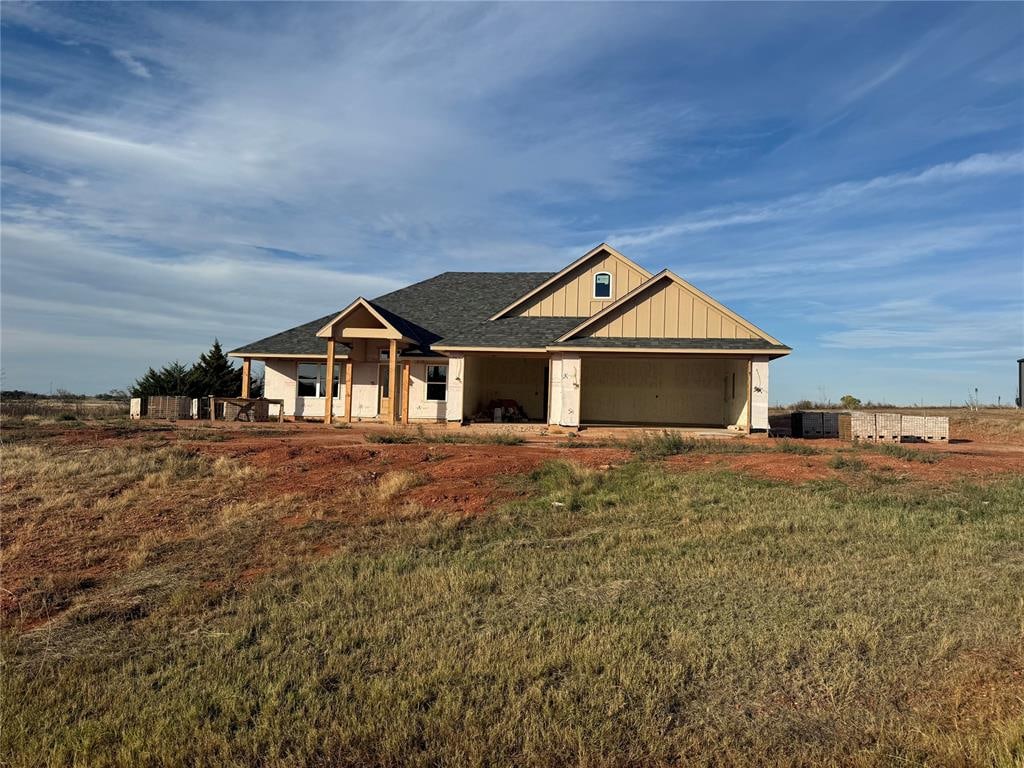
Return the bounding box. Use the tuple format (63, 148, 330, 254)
(557, 270, 782, 345)
(316, 297, 406, 340)
(489, 244, 651, 320)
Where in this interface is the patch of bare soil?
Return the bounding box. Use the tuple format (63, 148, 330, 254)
(194, 437, 629, 516)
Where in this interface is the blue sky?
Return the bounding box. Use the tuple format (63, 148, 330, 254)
(2, 2, 1022, 404)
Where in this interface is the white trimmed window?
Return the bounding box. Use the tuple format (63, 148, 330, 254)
(425, 364, 447, 401)
(594, 271, 612, 299)
(297, 363, 343, 397)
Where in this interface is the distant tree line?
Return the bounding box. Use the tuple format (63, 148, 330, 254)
(1, 389, 129, 401)
(131, 340, 261, 398)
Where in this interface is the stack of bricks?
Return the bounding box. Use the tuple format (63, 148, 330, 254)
(875, 413, 902, 443)
(836, 412, 949, 443)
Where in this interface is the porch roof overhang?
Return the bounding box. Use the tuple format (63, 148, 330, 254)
(227, 351, 349, 360)
(316, 297, 415, 342)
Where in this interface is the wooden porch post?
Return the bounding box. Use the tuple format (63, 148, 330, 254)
(241, 358, 251, 398)
(388, 338, 398, 424)
(746, 358, 753, 434)
(324, 338, 336, 424)
(401, 362, 411, 425)
(344, 360, 354, 422)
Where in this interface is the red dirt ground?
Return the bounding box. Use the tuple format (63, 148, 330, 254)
(2, 421, 1021, 628)
(40, 421, 1024, 494)
(196, 437, 629, 516)
(183, 426, 1022, 492)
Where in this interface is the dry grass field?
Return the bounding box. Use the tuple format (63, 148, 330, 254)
(1, 416, 1022, 767)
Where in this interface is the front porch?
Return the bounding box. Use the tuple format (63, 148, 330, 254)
(445, 351, 768, 432)
(252, 348, 768, 432)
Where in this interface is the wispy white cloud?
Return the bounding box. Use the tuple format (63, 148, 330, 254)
(1, 2, 1021, 401)
(110, 49, 150, 78)
(611, 150, 1024, 247)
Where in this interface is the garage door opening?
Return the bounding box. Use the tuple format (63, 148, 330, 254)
(462, 356, 549, 422)
(580, 356, 749, 428)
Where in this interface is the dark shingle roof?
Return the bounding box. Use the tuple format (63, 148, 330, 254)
(230, 272, 790, 356)
(230, 313, 344, 356)
(434, 316, 584, 348)
(229, 272, 554, 356)
(369, 271, 554, 344)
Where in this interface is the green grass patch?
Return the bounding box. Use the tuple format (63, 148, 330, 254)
(873, 443, 945, 463)
(366, 428, 524, 446)
(829, 453, 867, 471)
(627, 430, 759, 458)
(774, 439, 821, 455)
(364, 430, 417, 444)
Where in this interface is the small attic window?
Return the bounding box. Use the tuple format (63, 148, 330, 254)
(594, 272, 612, 299)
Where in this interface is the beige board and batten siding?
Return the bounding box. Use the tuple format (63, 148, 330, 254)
(576, 274, 759, 340)
(517, 251, 651, 318)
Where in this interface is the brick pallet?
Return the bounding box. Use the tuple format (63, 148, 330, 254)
(791, 411, 839, 438)
(791, 411, 824, 438)
(837, 412, 949, 443)
(875, 413, 902, 443)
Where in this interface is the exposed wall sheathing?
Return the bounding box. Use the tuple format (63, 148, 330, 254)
(461, 356, 548, 420)
(580, 357, 749, 427)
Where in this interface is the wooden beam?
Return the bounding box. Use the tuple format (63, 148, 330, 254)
(746, 358, 753, 434)
(344, 360, 353, 423)
(401, 362, 411, 425)
(324, 338, 336, 424)
(341, 327, 402, 340)
(388, 338, 398, 423)
(241, 358, 251, 398)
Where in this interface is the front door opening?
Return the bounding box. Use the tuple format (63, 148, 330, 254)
(378, 363, 391, 419)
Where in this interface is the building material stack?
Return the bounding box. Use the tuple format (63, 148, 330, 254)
(836, 412, 949, 443)
(146, 396, 192, 420)
(875, 413, 902, 443)
(791, 411, 840, 438)
(791, 411, 823, 438)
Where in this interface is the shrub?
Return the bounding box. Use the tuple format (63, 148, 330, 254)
(875, 444, 943, 464)
(628, 431, 758, 458)
(366, 429, 524, 446)
(829, 454, 866, 471)
(840, 395, 863, 410)
(627, 431, 691, 457)
(365, 431, 416, 444)
(483, 431, 524, 446)
(775, 440, 820, 455)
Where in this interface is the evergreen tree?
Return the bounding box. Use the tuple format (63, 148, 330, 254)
(160, 361, 193, 395)
(131, 367, 163, 397)
(131, 340, 250, 397)
(187, 340, 242, 397)
(131, 361, 193, 396)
